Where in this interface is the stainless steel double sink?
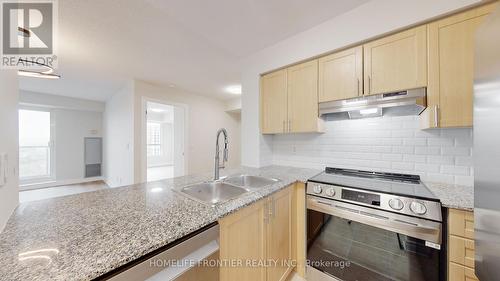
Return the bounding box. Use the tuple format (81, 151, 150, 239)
(180, 175, 280, 205)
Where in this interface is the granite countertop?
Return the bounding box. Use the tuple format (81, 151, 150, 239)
(425, 181, 474, 211)
(0, 165, 320, 281)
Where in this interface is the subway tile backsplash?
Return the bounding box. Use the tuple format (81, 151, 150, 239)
(272, 116, 473, 186)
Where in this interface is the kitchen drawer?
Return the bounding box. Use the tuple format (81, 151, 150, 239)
(449, 262, 479, 281)
(449, 209, 474, 239)
(449, 235, 475, 268)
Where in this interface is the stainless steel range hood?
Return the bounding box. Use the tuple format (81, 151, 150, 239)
(319, 88, 427, 119)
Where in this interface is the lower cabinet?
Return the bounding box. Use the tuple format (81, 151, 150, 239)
(219, 186, 293, 281)
(449, 263, 479, 281)
(448, 208, 478, 281)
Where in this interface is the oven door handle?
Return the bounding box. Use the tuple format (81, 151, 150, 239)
(307, 196, 442, 245)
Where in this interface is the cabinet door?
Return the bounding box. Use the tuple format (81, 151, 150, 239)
(449, 209, 475, 240)
(449, 262, 479, 281)
(219, 200, 267, 281)
(427, 4, 495, 128)
(261, 69, 288, 134)
(364, 25, 427, 95)
(287, 60, 322, 133)
(267, 187, 292, 281)
(449, 236, 475, 268)
(318, 46, 363, 102)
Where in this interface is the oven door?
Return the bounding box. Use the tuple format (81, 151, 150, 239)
(307, 195, 443, 281)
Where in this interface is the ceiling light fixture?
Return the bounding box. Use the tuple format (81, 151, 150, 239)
(225, 85, 242, 95)
(17, 59, 61, 79)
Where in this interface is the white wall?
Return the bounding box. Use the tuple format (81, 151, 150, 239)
(19, 90, 105, 112)
(19, 91, 104, 186)
(53, 109, 103, 180)
(103, 82, 135, 187)
(274, 116, 473, 185)
(240, 0, 481, 167)
(225, 97, 242, 113)
(0, 70, 19, 232)
(134, 80, 241, 182)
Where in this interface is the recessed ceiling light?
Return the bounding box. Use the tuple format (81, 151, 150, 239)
(225, 85, 242, 95)
(169, 84, 175, 88)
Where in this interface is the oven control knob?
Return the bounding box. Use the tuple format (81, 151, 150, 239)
(389, 198, 404, 210)
(410, 201, 427, 215)
(325, 188, 336, 197)
(313, 185, 323, 194)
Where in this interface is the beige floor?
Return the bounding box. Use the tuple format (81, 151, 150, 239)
(147, 165, 174, 182)
(19, 181, 108, 203)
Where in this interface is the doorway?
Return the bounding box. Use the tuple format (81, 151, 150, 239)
(145, 101, 186, 182)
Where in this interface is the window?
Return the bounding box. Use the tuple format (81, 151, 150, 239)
(147, 122, 162, 157)
(19, 109, 53, 181)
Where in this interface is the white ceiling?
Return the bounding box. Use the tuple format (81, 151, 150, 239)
(19, 0, 370, 101)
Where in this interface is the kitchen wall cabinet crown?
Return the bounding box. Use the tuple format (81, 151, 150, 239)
(422, 3, 497, 129)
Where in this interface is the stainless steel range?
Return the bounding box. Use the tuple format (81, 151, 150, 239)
(306, 167, 443, 281)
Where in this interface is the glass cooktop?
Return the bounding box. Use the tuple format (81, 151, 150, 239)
(309, 167, 439, 201)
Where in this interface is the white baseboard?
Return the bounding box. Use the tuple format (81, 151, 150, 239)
(20, 177, 104, 191)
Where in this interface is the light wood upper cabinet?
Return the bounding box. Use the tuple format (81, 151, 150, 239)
(261, 69, 288, 134)
(219, 199, 267, 281)
(266, 187, 292, 281)
(260, 62, 323, 134)
(364, 25, 427, 96)
(423, 3, 496, 128)
(318, 46, 363, 102)
(287, 60, 323, 133)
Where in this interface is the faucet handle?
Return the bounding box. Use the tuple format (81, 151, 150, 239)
(223, 147, 229, 162)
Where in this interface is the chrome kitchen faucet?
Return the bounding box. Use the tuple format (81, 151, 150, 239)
(214, 128, 228, 180)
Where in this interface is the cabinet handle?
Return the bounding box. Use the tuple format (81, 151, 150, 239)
(434, 105, 439, 127)
(268, 198, 273, 220)
(368, 76, 372, 94)
(264, 201, 269, 224)
(357, 78, 360, 96)
(272, 198, 276, 218)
